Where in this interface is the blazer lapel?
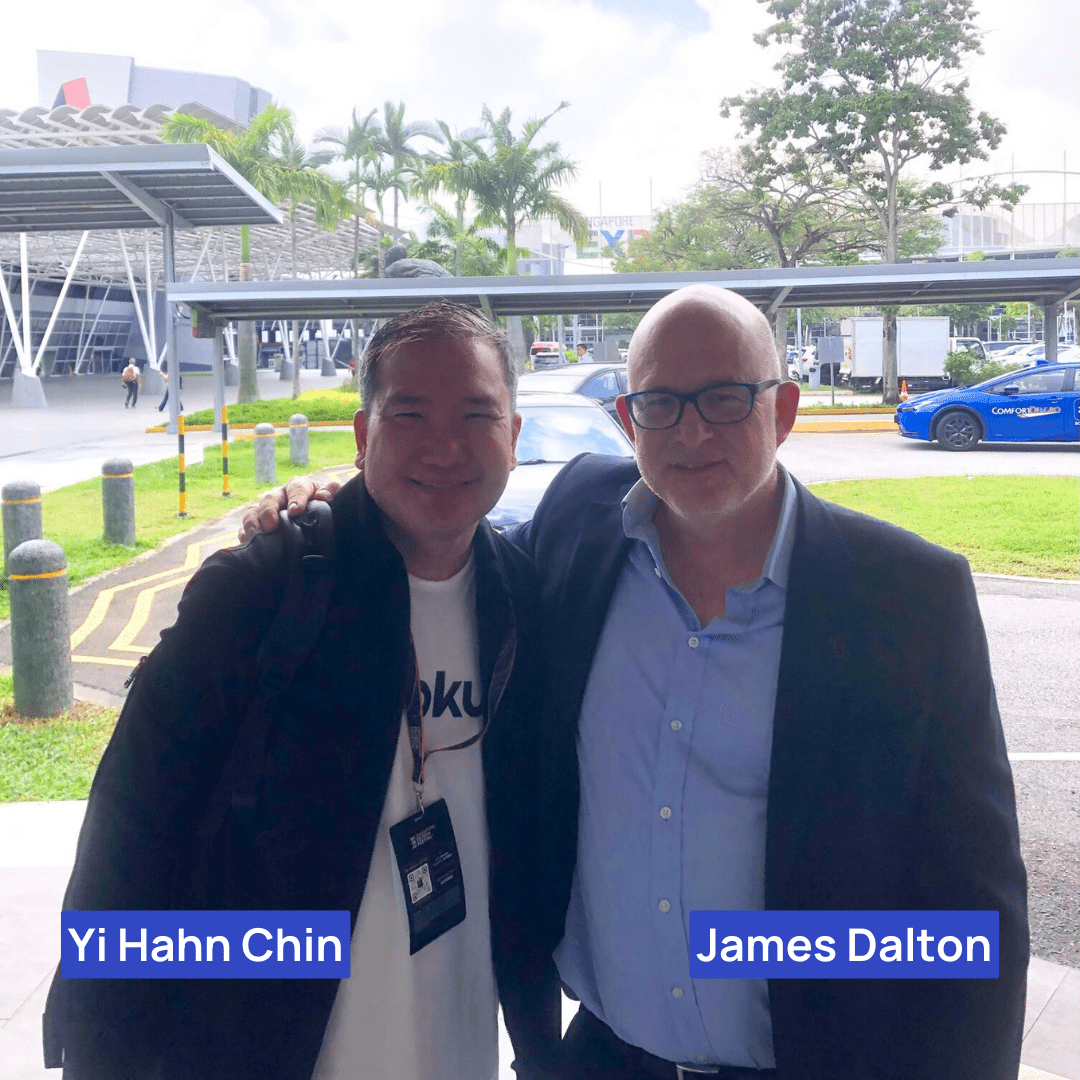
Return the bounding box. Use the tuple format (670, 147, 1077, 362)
(549, 499, 634, 734)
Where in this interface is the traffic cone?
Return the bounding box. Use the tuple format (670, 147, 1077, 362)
(899, 379, 909, 402)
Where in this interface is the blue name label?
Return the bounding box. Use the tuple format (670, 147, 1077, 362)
(61, 911, 351, 979)
(688, 911, 998, 979)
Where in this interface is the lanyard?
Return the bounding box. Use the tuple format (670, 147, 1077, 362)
(403, 634, 491, 815)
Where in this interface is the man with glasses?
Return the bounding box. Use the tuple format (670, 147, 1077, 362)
(244, 285, 1027, 1080)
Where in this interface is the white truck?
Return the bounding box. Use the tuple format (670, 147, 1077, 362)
(841, 316, 953, 392)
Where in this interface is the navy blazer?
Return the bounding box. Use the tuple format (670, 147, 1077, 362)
(508, 454, 1028, 1080)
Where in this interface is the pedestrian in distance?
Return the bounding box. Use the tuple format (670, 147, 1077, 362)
(156, 358, 183, 413)
(121, 359, 141, 408)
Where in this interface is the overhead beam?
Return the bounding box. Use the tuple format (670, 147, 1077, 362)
(766, 286, 791, 314)
(100, 170, 195, 230)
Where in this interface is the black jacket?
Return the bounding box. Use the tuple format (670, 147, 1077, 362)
(508, 454, 1028, 1080)
(44, 475, 560, 1080)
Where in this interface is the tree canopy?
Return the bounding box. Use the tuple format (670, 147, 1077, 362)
(721, 0, 1027, 401)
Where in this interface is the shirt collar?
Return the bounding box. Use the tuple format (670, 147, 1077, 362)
(621, 465, 798, 592)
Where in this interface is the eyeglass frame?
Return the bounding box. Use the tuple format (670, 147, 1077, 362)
(621, 379, 783, 430)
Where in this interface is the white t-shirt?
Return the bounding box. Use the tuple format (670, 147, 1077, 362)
(313, 554, 498, 1080)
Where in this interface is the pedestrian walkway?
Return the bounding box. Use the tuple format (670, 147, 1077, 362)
(0, 368, 348, 494)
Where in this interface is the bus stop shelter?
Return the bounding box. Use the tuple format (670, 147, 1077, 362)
(0, 144, 282, 427)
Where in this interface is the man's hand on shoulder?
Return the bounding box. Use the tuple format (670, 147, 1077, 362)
(237, 476, 341, 543)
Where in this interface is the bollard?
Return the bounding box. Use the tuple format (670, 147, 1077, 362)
(8, 539, 74, 718)
(2, 479, 42, 575)
(289, 414, 309, 466)
(254, 423, 276, 484)
(221, 405, 231, 497)
(101, 458, 135, 546)
(177, 414, 187, 518)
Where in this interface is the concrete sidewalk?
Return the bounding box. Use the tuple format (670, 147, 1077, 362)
(0, 800, 1076, 1080)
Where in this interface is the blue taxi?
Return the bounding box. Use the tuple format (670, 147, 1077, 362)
(894, 361, 1080, 451)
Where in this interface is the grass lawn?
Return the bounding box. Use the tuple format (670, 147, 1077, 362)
(813, 475, 1079, 579)
(0, 674, 118, 802)
(0, 431, 358, 619)
(184, 387, 359, 426)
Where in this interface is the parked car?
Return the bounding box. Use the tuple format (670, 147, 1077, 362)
(894, 361, 1079, 451)
(487, 392, 634, 527)
(529, 341, 564, 368)
(517, 362, 628, 418)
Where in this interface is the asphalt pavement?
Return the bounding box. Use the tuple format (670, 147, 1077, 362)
(0, 374, 1077, 1079)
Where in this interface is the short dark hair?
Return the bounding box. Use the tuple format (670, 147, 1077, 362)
(360, 301, 516, 413)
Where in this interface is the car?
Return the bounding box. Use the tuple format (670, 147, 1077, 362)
(516, 362, 629, 418)
(487, 392, 634, 527)
(894, 361, 1080, 451)
(529, 340, 564, 368)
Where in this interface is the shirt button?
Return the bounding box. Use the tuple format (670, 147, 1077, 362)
(671, 986, 684, 999)
(688, 636, 699, 648)
(659, 806, 672, 820)
(670, 719, 683, 732)
(658, 899, 671, 912)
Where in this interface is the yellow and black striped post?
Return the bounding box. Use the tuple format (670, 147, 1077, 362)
(221, 405, 231, 497)
(177, 414, 188, 518)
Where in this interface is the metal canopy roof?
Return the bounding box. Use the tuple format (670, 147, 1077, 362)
(0, 144, 283, 233)
(169, 258, 1080, 323)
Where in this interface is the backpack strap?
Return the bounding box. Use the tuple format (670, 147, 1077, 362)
(196, 502, 336, 837)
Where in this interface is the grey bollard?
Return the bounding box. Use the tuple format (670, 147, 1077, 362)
(254, 423, 277, 484)
(289, 414, 309, 466)
(101, 458, 135, 546)
(2, 479, 43, 575)
(8, 539, 74, 718)
(279, 358, 294, 381)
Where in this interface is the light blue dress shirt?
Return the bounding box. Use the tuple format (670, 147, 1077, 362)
(553, 468, 798, 1069)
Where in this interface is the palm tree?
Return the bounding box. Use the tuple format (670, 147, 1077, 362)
(269, 131, 343, 399)
(468, 102, 588, 275)
(316, 107, 383, 275)
(378, 101, 440, 231)
(413, 121, 487, 276)
(411, 204, 508, 277)
(466, 102, 588, 366)
(160, 104, 294, 402)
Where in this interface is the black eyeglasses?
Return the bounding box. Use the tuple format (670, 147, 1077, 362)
(623, 379, 782, 430)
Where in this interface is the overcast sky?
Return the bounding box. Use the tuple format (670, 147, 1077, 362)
(3, 0, 1078, 237)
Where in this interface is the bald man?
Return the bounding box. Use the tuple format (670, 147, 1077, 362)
(242, 286, 1027, 1080)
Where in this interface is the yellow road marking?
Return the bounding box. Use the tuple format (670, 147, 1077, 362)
(109, 576, 193, 654)
(69, 530, 235, 650)
(71, 654, 139, 668)
(791, 421, 896, 433)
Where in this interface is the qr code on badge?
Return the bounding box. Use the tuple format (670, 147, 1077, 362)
(407, 863, 433, 904)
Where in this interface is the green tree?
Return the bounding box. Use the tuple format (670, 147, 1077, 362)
(408, 204, 508, 276)
(315, 107, 383, 274)
(466, 102, 588, 368)
(721, 0, 1026, 404)
(615, 190, 773, 273)
(467, 102, 588, 276)
(413, 121, 488, 275)
(268, 132, 343, 398)
(377, 101, 440, 231)
(159, 104, 295, 402)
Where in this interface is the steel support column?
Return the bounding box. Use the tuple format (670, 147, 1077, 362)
(1042, 300, 1059, 363)
(163, 212, 180, 435)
